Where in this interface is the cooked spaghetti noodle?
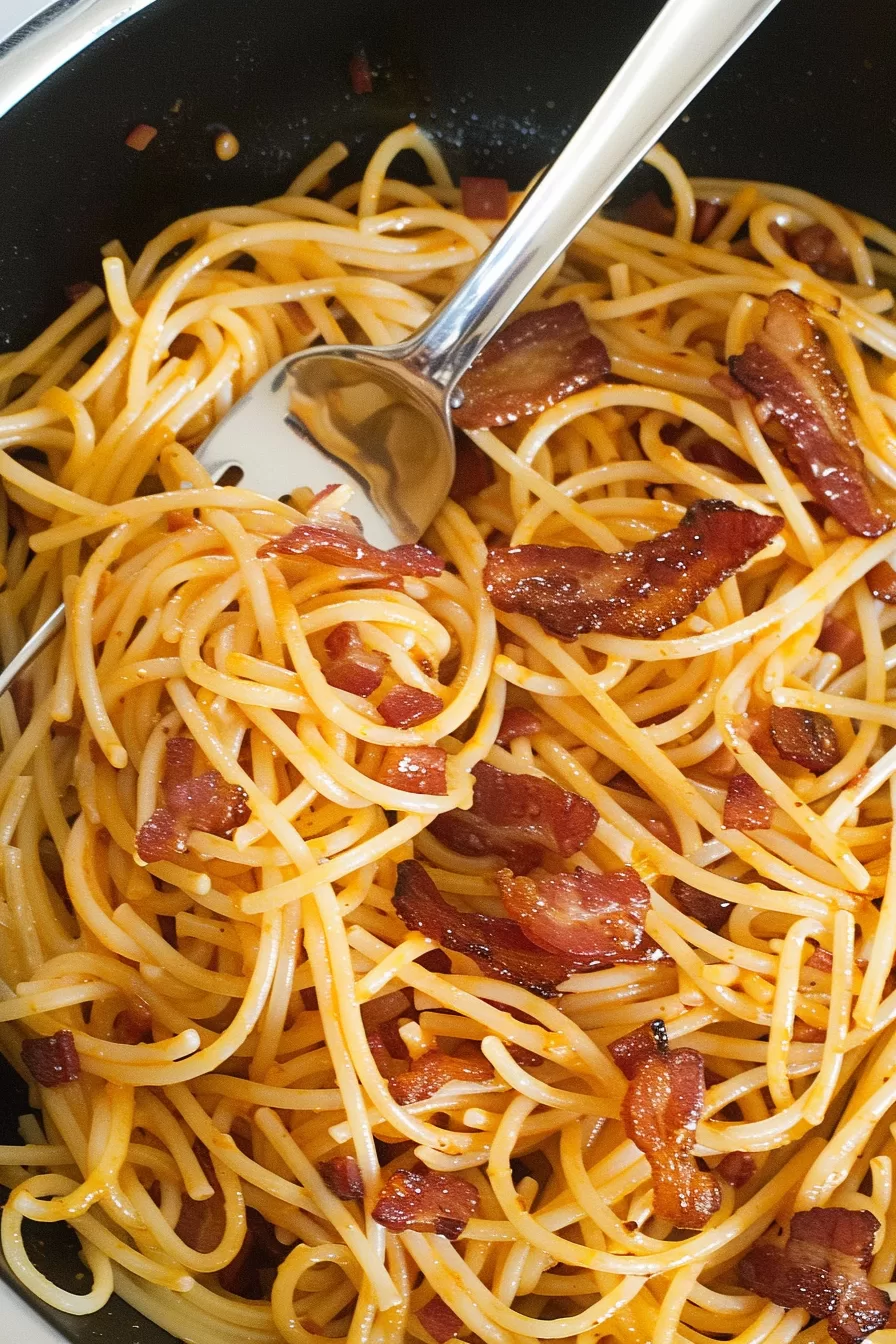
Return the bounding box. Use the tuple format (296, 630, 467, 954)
(0, 124, 894, 1344)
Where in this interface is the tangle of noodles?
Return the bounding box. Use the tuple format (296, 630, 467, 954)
(0, 124, 895, 1344)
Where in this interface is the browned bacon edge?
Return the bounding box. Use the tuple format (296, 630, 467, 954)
(318, 1155, 364, 1200)
(670, 877, 732, 932)
(608, 1019, 669, 1080)
(769, 705, 841, 774)
(259, 523, 445, 577)
(389, 1047, 493, 1105)
(723, 773, 774, 831)
(136, 736, 250, 863)
(371, 1168, 479, 1240)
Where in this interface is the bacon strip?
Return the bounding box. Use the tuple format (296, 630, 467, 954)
(323, 622, 386, 696)
(21, 1030, 80, 1087)
(621, 1048, 721, 1229)
(389, 1048, 493, 1105)
(671, 878, 732, 932)
(497, 866, 665, 964)
(729, 291, 890, 538)
(378, 685, 443, 727)
(453, 303, 610, 431)
(461, 176, 509, 220)
(418, 1295, 464, 1343)
(378, 746, 447, 795)
(496, 706, 541, 746)
(136, 736, 250, 863)
(769, 706, 841, 774)
(259, 524, 445, 577)
(739, 1208, 890, 1344)
(318, 1156, 364, 1201)
(372, 1168, 479, 1239)
(392, 860, 600, 998)
(484, 499, 783, 640)
(608, 1019, 669, 1080)
(429, 761, 596, 875)
(723, 773, 773, 831)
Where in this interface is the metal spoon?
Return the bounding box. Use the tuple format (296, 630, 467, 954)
(0, 0, 778, 695)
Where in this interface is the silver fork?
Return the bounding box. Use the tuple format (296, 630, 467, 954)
(0, 0, 779, 696)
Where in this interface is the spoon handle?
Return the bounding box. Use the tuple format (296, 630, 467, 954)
(400, 0, 779, 393)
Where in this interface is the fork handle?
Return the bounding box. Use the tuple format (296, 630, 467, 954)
(399, 0, 779, 392)
(0, 603, 65, 702)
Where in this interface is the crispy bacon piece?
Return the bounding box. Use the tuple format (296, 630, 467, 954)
(817, 614, 864, 671)
(449, 433, 495, 502)
(671, 877, 732, 932)
(378, 685, 443, 727)
(419, 948, 451, 973)
(792, 224, 853, 282)
(393, 860, 599, 998)
(418, 1295, 464, 1343)
(218, 1208, 287, 1299)
(723, 773, 773, 831)
(718, 1151, 757, 1188)
(807, 943, 834, 973)
(729, 291, 890, 538)
(323, 622, 386, 696)
(21, 1030, 80, 1087)
(429, 761, 597, 875)
(484, 499, 783, 641)
(461, 176, 509, 220)
(453, 302, 610, 431)
(112, 1001, 153, 1045)
(709, 370, 749, 401)
(624, 191, 674, 234)
(378, 746, 447, 795)
(497, 865, 665, 964)
(496, 706, 541, 746)
(389, 1048, 493, 1105)
(683, 433, 762, 483)
(349, 49, 373, 94)
(372, 1168, 479, 1239)
(769, 706, 841, 774)
(608, 1019, 669, 1080)
(166, 508, 195, 530)
(867, 560, 896, 603)
(693, 199, 725, 242)
(319, 1155, 364, 1200)
(739, 1208, 890, 1344)
(125, 123, 157, 151)
(176, 1145, 225, 1252)
(621, 1048, 721, 1229)
(136, 736, 250, 863)
(259, 524, 445, 577)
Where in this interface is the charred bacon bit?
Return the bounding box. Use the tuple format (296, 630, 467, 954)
(112, 1001, 153, 1045)
(769, 705, 841, 774)
(621, 1047, 721, 1229)
(378, 746, 447, 795)
(683, 433, 762, 483)
(259, 524, 445, 577)
(393, 860, 598, 998)
(718, 1151, 757, 1188)
(671, 877, 732, 932)
(693, 199, 725, 243)
(608, 1020, 669, 1080)
(21, 1030, 80, 1087)
(218, 1208, 287, 1299)
(323, 622, 386, 697)
(792, 224, 853, 282)
(485, 499, 783, 641)
(739, 1208, 890, 1344)
(125, 123, 157, 151)
(319, 1155, 364, 1201)
(389, 1048, 493, 1105)
(348, 49, 373, 94)
(817, 614, 864, 671)
(723, 773, 774, 831)
(624, 191, 674, 235)
(378, 685, 443, 728)
(372, 1168, 479, 1240)
(429, 761, 597, 875)
(496, 706, 541, 747)
(497, 866, 665, 964)
(867, 560, 896, 603)
(453, 302, 610, 431)
(418, 1295, 464, 1343)
(729, 291, 890, 538)
(135, 736, 250, 863)
(449, 433, 495, 502)
(135, 807, 184, 863)
(807, 943, 835, 973)
(461, 176, 510, 220)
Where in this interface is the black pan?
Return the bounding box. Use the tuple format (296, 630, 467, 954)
(0, 0, 894, 1337)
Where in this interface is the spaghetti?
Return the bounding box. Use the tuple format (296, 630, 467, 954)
(0, 124, 894, 1343)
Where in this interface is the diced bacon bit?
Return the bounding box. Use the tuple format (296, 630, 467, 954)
(389, 1047, 493, 1105)
(496, 706, 541, 747)
(485, 499, 783, 641)
(497, 865, 665, 965)
(258, 524, 445, 577)
(693, 199, 725, 242)
(506, 1043, 543, 1068)
(453, 302, 610, 431)
(624, 191, 674, 235)
(135, 736, 250, 863)
(817, 614, 864, 671)
(461, 176, 510, 220)
(378, 746, 447, 795)
(323, 622, 386, 697)
(218, 1208, 287, 1299)
(717, 1151, 757, 1188)
(807, 943, 834, 973)
(349, 49, 373, 94)
(709, 370, 749, 401)
(682, 433, 762, 483)
(769, 706, 841, 774)
(318, 1155, 364, 1200)
(429, 761, 597, 875)
(125, 123, 158, 151)
(176, 1145, 225, 1252)
(372, 1168, 479, 1240)
(608, 1019, 669, 1080)
(112, 1001, 153, 1045)
(729, 291, 891, 538)
(449, 433, 495, 502)
(723, 773, 774, 831)
(64, 280, 93, 304)
(791, 224, 853, 282)
(169, 333, 199, 360)
(739, 1208, 890, 1344)
(393, 860, 604, 998)
(378, 685, 443, 728)
(621, 1048, 721, 1229)
(418, 1294, 464, 1343)
(867, 560, 896, 603)
(21, 1030, 81, 1087)
(792, 1018, 827, 1043)
(166, 509, 195, 531)
(671, 877, 732, 932)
